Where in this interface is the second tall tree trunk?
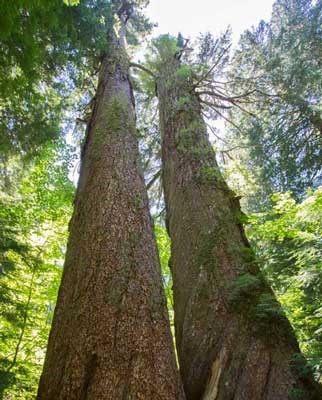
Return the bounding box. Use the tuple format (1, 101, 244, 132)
(157, 52, 321, 400)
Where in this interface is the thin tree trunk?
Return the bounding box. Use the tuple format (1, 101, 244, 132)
(157, 55, 321, 400)
(37, 27, 184, 400)
(6, 262, 36, 373)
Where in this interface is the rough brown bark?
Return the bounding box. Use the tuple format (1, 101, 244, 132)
(37, 28, 185, 400)
(157, 54, 321, 400)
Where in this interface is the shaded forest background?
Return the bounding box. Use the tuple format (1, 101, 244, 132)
(0, 0, 321, 398)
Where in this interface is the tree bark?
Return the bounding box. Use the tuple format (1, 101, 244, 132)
(37, 29, 184, 400)
(157, 55, 321, 400)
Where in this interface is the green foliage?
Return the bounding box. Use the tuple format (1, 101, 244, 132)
(0, 0, 104, 160)
(0, 143, 74, 399)
(254, 292, 285, 322)
(229, 272, 263, 304)
(63, 0, 80, 4)
(0, 0, 153, 163)
(229, 271, 289, 338)
(247, 187, 322, 378)
(142, 34, 194, 83)
(199, 165, 221, 183)
(175, 65, 194, 80)
(150, 35, 180, 65)
(226, 0, 322, 207)
(195, 28, 232, 81)
(177, 95, 193, 111)
(288, 388, 307, 400)
(154, 224, 174, 324)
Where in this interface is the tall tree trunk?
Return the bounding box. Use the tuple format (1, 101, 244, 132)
(37, 28, 184, 400)
(157, 55, 321, 400)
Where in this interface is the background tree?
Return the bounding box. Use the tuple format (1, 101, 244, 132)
(0, 143, 74, 399)
(223, 0, 322, 210)
(248, 188, 322, 380)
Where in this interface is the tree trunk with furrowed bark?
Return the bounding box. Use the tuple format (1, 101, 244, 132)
(157, 54, 321, 400)
(37, 25, 185, 400)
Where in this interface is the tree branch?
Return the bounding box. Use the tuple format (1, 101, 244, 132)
(193, 44, 232, 89)
(130, 62, 156, 79)
(147, 169, 161, 190)
(200, 99, 232, 110)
